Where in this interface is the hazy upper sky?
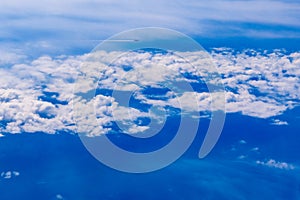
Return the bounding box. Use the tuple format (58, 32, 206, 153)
(0, 0, 299, 58)
(1, 0, 299, 42)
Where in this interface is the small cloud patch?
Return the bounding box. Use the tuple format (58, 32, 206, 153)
(256, 159, 295, 170)
(271, 119, 288, 126)
(1, 171, 20, 179)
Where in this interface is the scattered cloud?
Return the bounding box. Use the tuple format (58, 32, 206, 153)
(271, 119, 289, 125)
(1, 171, 20, 179)
(212, 48, 300, 118)
(177, 159, 299, 199)
(56, 194, 64, 200)
(250, 147, 259, 152)
(237, 155, 247, 159)
(239, 140, 247, 144)
(256, 159, 295, 170)
(0, 48, 299, 135)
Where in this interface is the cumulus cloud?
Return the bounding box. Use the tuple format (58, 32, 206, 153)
(271, 119, 289, 125)
(0, 55, 79, 135)
(0, 48, 299, 135)
(212, 48, 300, 118)
(1, 171, 20, 179)
(256, 159, 295, 170)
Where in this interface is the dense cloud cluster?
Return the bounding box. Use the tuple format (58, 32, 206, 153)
(0, 48, 299, 135)
(212, 48, 300, 118)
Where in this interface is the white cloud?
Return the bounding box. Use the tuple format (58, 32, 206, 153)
(1, 171, 20, 179)
(0, 49, 27, 66)
(256, 159, 295, 170)
(237, 155, 247, 159)
(56, 194, 64, 200)
(250, 147, 259, 152)
(239, 140, 247, 144)
(0, 48, 299, 135)
(271, 119, 288, 125)
(212, 49, 300, 118)
(12, 171, 20, 176)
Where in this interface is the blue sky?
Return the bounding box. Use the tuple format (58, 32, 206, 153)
(1, 0, 300, 55)
(0, 1, 300, 199)
(0, 0, 299, 156)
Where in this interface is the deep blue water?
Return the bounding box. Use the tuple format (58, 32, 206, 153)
(0, 107, 299, 200)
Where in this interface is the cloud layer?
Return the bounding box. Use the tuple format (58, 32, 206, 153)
(0, 0, 299, 45)
(0, 48, 299, 135)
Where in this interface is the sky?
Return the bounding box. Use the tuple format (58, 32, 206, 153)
(0, 0, 300, 199)
(0, 0, 300, 55)
(1, 48, 299, 135)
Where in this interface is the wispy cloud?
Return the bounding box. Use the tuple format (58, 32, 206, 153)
(0, 0, 299, 46)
